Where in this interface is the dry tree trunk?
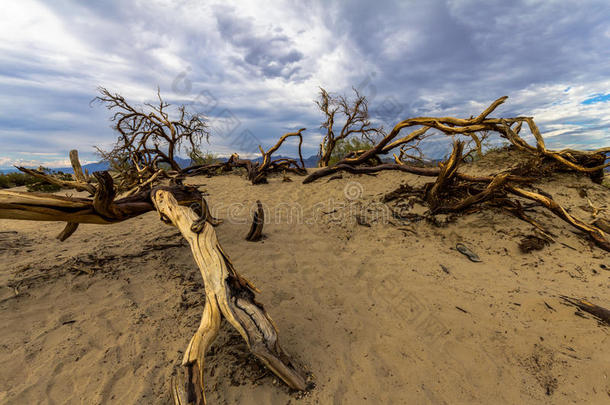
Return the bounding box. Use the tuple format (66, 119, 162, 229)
(152, 191, 306, 404)
(425, 141, 463, 209)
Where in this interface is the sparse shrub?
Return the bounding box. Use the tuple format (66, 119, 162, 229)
(329, 138, 374, 166)
(189, 148, 220, 166)
(0, 172, 39, 189)
(27, 182, 61, 192)
(464, 141, 511, 163)
(0, 167, 72, 192)
(25, 167, 72, 192)
(157, 162, 173, 171)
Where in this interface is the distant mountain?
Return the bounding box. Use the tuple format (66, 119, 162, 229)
(3, 155, 605, 174)
(0, 161, 110, 174)
(0, 155, 319, 174)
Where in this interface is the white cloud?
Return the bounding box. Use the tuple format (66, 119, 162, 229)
(0, 0, 608, 167)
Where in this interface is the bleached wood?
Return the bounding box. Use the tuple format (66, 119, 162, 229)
(152, 190, 306, 404)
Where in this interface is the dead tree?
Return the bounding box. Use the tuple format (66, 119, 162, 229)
(0, 152, 307, 404)
(304, 96, 609, 184)
(180, 128, 308, 185)
(316, 87, 383, 167)
(303, 97, 610, 252)
(93, 87, 210, 190)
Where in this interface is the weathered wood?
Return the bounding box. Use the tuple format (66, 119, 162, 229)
(69, 150, 86, 181)
(93, 171, 119, 219)
(180, 130, 308, 185)
(245, 200, 264, 241)
(316, 87, 382, 167)
(426, 141, 463, 209)
(439, 173, 509, 213)
(561, 296, 610, 325)
(508, 186, 610, 251)
(57, 222, 79, 241)
(152, 190, 307, 404)
(303, 96, 610, 184)
(0, 181, 200, 224)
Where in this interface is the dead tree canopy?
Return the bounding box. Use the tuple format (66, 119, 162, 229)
(93, 87, 210, 189)
(316, 87, 383, 167)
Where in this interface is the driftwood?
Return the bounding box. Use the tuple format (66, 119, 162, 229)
(0, 152, 307, 404)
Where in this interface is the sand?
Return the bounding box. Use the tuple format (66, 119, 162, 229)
(1, 161, 609, 404)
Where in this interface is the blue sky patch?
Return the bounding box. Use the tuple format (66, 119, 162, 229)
(581, 93, 610, 105)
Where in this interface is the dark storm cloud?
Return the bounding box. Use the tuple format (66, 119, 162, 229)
(0, 0, 608, 168)
(214, 6, 305, 80)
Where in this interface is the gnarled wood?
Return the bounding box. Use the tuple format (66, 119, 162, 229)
(304, 96, 610, 184)
(507, 186, 610, 251)
(69, 149, 87, 182)
(0, 181, 200, 224)
(425, 141, 463, 209)
(152, 190, 307, 404)
(316, 87, 383, 167)
(180, 129, 308, 185)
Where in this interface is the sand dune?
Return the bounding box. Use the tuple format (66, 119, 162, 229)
(1, 164, 609, 404)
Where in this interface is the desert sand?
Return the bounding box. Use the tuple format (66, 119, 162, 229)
(1, 155, 609, 404)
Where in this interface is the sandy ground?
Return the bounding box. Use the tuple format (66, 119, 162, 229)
(1, 161, 609, 404)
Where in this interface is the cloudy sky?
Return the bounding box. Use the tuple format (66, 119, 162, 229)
(1, 0, 609, 168)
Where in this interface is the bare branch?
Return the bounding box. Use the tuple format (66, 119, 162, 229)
(93, 87, 210, 189)
(316, 87, 383, 167)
